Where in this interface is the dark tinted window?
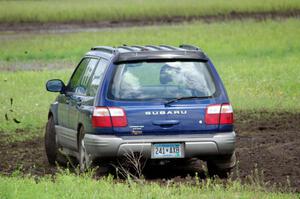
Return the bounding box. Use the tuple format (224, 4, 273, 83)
(68, 58, 98, 95)
(109, 61, 216, 100)
(87, 59, 109, 96)
(68, 58, 90, 92)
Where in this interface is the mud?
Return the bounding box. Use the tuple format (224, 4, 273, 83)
(0, 111, 299, 191)
(0, 10, 299, 33)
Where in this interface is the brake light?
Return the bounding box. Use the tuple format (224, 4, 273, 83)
(92, 107, 127, 128)
(205, 104, 221, 125)
(220, 103, 233, 124)
(109, 107, 128, 127)
(205, 103, 233, 125)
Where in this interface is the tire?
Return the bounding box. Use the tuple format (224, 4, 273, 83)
(45, 116, 59, 165)
(78, 127, 91, 172)
(207, 152, 236, 178)
(44, 116, 66, 165)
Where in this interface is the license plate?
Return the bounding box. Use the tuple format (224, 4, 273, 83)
(151, 143, 184, 159)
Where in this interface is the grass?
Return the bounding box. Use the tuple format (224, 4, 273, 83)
(0, 172, 298, 199)
(0, 70, 71, 140)
(1, 19, 299, 64)
(0, 18, 299, 139)
(0, 0, 299, 24)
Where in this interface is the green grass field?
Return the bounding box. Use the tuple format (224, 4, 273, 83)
(0, 172, 298, 199)
(0, 19, 299, 139)
(2, 19, 299, 63)
(0, 70, 70, 141)
(0, 0, 299, 23)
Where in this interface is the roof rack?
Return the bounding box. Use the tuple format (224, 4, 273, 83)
(145, 45, 162, 50)
(90, 44, 203, 55)
(91, 46, 116, 54)
(159, 45, 179, 50)
(131, 45, 149, 51)
(117, 46, 136, 52)
(179, 44, 201, 51)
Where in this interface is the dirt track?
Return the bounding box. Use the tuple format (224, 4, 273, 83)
(1, 10, 299, 32)
(0, 111, 299, 191)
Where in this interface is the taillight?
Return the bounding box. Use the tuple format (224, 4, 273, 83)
(108, 107, 128, 127)
(92, 107, 127, 128)
(220, 103, 233, 124)
(205, 104, 221, 125)
(205, 103, 233, 125)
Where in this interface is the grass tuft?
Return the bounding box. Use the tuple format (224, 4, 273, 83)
(0, 171, 298, 199)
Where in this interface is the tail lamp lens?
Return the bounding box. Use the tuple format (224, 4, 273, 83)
(108, 107, 128, 127)
(220, 104, 234, 124)
(205, 104, 221, 125)
(205, 104, 233, 125)
(92, 107, 127, 128)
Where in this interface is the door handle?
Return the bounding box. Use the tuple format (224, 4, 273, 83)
(152, 120, 180, 126)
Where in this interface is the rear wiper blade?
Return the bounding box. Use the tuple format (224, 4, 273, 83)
(164, 96, 212, 106)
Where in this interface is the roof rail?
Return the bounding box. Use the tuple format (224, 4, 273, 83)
(91, 46, 117, 54)
(179, 44, 201, 51)
(145, 45, 162, 50)
(117, 46, 136, 52)
(90, 44, 203, 55)
(131, 45, 149, 51)
(159, 45, 180, 50)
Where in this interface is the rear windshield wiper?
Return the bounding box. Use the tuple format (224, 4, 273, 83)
(164, 96, 213, 106)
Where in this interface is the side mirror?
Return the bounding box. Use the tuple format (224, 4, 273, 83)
(46, 79, 65, 93)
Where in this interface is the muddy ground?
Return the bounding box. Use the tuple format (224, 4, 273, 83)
(0, 111, 299, 191)
(1, 10, 299, 33)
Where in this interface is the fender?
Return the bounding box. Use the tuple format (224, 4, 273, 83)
(49, 101, 59, 124)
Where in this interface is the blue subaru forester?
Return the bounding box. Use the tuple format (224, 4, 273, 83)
(45, 44, 236, 176)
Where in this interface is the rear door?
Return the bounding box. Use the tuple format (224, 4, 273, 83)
(67, 58, 99, 131)
(107, 61, 219, 136)
(78, 58, 110, 133)
(113, 101, 218, 136)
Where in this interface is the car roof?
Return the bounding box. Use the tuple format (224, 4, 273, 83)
(85, 44, 208, 63)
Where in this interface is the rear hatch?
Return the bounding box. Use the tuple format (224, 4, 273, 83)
(107, 60, 219, 136)
(112, 102, 219, 136)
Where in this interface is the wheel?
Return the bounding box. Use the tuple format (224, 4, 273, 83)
(207, 162, 232, 178)
(207, 152, 236, 178)
(78, 127, 91, 172)
(45, 116, 66, 165)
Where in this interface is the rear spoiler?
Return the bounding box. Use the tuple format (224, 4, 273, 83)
(113, 50, 208, 64)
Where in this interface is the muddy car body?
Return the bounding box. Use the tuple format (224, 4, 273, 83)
(45, 44, 236, 176)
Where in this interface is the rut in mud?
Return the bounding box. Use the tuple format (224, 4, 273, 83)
(0, 111, 299, 191)
(0, 10, 299, 32)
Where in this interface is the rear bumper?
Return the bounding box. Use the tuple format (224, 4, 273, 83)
(84, 131, 236, 160)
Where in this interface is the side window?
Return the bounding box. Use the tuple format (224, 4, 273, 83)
(68, 58, 98, 95)
(80, 58, 99, 90)
(68, 58, 90, 93)
(87, 59, 109, 96)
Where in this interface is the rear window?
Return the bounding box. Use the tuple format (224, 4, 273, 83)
(108, 61, 216, 100)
